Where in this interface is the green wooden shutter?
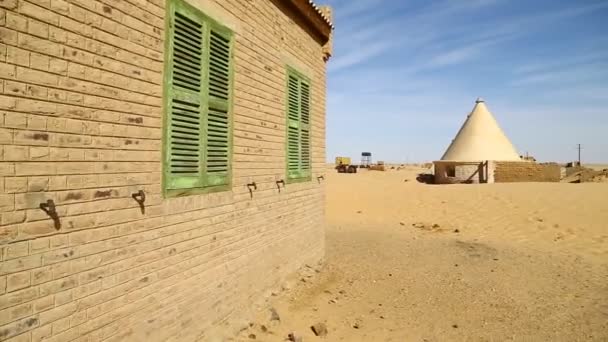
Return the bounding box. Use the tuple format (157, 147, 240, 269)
(299, 80, 311, 177)
(204, 24, 232, 186)
(287, 73, 301, 179)
(165, 3, 206, 190)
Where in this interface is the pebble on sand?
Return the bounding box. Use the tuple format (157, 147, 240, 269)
(311, 323, 328, 336)
(269, 308, 280, 322)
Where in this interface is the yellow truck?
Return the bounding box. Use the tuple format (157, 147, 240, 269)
(335, 157, 358, 173)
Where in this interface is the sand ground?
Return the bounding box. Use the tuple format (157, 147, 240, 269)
(235, 167, 608, 341)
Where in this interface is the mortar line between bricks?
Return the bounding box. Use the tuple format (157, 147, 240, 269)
(20, 0, 165, 59)
(66, 214, 321, 341)
(0, 74, 161, 114)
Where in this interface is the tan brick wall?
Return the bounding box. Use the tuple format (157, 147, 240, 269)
(493, 162, 560, 183)
(0, 0, 327, 341)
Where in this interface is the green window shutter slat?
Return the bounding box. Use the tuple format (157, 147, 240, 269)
(165, 1, 205, 190)
(204, 25, 232, 187)
(299, 80, 311, 175)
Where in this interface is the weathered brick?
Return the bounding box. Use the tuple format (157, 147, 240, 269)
(4, 240, 28, 259)
(31, 267, 52, 285)
(27, 19, 49, 38)
(16, 66, 58, 86)
(48, 58, 67, 75)
(33, 295, 54, 313)
(3, 80, 25, 94)
(7, 271, 31, 292)
(15, 162, 56, 176)
(0, 226, 18, 244)
(50, 0, 69, 13)
(0, 0, 18, 10)
(6, 46, 29, 67)
(0, 315, 39, 340)
(0, 287, 38, 310)
(38, 276, 78, 297)
(3, 146, 29, 161)
(29, 53, 50, 71)
(0, 193, 14, 211)
(0, 27, 17, 44)
(0, 302, 32, 326)
(48, 26, 67, 43)
(27, 115, 49, 130)
(0, 60, 17, 78)
(18, 32, 60, 56)
(31, 324, 52, 342)
(1, 211, 26, 225)
(19, 1, 59, 25)
(5, 11, 26, 31)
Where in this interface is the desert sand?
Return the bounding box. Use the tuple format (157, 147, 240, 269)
(234, 166, 608, 341)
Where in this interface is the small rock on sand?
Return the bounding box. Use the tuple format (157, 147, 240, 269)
(287, 332, 302, 342)
(311, 323, 328, 336)
(269, 308, 280, 322)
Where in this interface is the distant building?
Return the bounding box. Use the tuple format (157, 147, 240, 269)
(0, 0, 332, 340)
(434, 98, 560, 183)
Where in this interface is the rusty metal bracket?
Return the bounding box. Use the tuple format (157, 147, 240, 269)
(276, 180, 285, 193)
(247, 182, 257, 198)
(40, 199, 60, 230)
(132, 190, 146, 214)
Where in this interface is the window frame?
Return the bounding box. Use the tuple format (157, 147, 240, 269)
(161, 0, 235, 198)
(285, 66, 312, 184)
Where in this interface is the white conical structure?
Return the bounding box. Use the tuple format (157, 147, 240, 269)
(441, 98, 521, 161)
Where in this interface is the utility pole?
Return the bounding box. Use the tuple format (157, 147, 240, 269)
(576, 144, 582, 165)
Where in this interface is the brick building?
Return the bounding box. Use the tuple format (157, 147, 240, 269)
(0, 0, 332, 340)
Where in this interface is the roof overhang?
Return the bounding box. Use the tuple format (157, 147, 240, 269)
(284, 0, 333, 44)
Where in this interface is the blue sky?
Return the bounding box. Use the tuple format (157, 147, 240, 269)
(323, 0, 608, 163)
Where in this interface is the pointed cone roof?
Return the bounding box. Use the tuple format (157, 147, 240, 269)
(440, 98, 521, 161)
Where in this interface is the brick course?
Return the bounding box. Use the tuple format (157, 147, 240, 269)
(0, 0, 328, 340)
(493, 162, 560, 183)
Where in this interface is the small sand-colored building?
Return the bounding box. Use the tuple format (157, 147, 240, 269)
(0, 0, 332, 340)
(434, 98, 561, 184)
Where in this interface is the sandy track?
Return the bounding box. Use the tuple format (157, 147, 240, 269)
(235, 168, 608, 341)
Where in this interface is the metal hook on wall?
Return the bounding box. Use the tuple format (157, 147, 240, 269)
(317, 175, 325, 184)
(276, 180, 285, 193)
(40, 199, 60, 230)
(247, 182, 257, 198)
(132, 190, 146, 214)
